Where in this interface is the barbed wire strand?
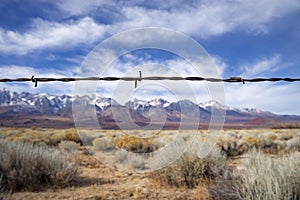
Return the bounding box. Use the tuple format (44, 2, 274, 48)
(0, 73, 299, 88)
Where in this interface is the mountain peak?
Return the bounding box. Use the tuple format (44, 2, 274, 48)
(149, 98, 170, 107)
(200, 100, 230, 110)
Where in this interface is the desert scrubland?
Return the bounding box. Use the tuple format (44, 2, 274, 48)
(0, 127, 299, 199)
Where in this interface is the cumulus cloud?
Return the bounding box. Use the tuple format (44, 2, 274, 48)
(0, 17, 107, 54)
(108, 0, 300, 38)
(54, 0, 300, 35)
(225, 82, 300, 115)
(241, 54, 281, 77)
(55, 0, 300, 36)
(1, 0, 300, 55)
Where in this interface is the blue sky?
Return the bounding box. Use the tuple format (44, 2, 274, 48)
(0, 0, 300, 114)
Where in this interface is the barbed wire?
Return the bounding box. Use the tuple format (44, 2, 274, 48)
(0, 73, 299, 88)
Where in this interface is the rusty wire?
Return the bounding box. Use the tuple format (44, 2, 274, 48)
(0, 74, 299, 88)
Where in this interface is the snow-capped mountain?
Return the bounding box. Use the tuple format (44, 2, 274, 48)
(199, 100, 231, 110)
(0, 88, 299, 128)
(0, 88, 72, 114)
(126, 98, 170, 112)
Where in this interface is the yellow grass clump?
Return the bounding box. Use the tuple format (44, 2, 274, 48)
(115, 135, 158, 153)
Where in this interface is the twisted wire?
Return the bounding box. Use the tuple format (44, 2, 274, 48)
(0, 75, 299, 87)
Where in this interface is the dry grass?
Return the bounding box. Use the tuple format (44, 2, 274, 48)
(152, 147, 227, 188)
(92, 137, 115, 151)
(1, 128, 296, 155)
(217, 129, 300, 156)
(58, 140, 80, 154)
(115, 135, 158, 153)
(232, 150, 300, 200)
(0, 127, 81, 146)
(0, 128, 299, 199)
(0, 139, 78, 192)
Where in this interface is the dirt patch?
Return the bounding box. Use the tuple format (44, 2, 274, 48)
(9, 149, 210, 200)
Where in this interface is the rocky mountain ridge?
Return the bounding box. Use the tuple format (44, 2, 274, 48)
(0, 88, 299, 129)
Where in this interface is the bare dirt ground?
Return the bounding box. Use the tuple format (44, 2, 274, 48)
(9, 148, 211, 200)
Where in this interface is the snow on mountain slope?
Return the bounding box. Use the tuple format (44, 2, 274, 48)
(199, 100, 231, 110)
(1, 88, 300, 128)
(0, 88, 281, 117)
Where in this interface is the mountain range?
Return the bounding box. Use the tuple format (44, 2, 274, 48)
(0, 88, 299, 129)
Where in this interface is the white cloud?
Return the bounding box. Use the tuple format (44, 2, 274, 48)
(0, 17, 107, 54)
(210, 55, 227, 76)
(0, 65, 77, 95)
(1, 0, 300, 55)
(0, 65, 77, 78)
(222, 54, 300, 114)
(241, 54, 281, 77)
(64, 54, 87, 65)
(225, 82, 300, 115)
(46, 54, 58, 61)
(54, 0, 300, 37)
(53, 0, 113, 16)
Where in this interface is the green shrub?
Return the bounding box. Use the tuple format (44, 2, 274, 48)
(0, 140, 78, 192)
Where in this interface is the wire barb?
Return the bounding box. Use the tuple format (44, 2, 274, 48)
(229, 77, 245, 84)
(31, 75, 38, 87)
(134, 71, 143, 88)
(134, 71, 142, 88)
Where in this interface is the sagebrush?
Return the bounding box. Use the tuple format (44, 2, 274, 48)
(0, 140, 78, 191)
(232, 150, 300, 200)
(153, 147, 227, 188)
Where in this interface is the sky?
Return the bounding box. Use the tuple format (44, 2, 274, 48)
(0, 0, 300, 115)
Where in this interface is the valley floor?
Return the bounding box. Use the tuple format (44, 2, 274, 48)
(1, 128, 299, 199)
